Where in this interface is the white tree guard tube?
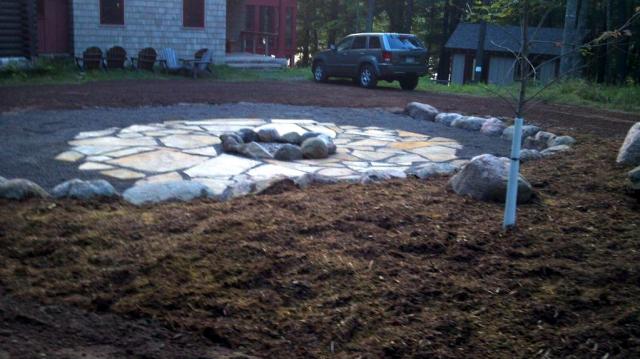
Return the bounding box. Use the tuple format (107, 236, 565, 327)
(503, 117, 524, 229)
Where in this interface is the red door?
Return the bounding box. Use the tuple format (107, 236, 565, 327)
(37, 0, 70, 55)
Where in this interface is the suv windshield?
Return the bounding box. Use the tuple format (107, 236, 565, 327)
(386, 35, 424, 50)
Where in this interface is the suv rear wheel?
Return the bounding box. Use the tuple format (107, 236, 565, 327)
(399, 76, 419, 91)
(313, 62, 328, 83)
(359, 64, 378, 89)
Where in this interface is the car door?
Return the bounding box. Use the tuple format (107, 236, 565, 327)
(344, 36, 368, 77)
(327, 36, 354, 76)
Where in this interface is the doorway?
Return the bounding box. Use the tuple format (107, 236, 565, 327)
(37, 0, 70, 55)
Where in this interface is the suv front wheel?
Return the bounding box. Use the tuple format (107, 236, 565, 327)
(358, 64, 378, 89)
(399, 76, 419, 91)
(313, 62, 328, 83)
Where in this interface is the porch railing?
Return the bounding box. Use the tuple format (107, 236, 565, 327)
(240, 31, 279, 56)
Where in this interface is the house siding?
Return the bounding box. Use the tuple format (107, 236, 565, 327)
(72, 0, 226, 63)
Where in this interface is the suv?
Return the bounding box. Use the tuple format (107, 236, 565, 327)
(312, 33, 428, 90)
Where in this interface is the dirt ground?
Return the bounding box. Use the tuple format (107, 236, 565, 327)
(1, 132, 639, 358)
(1, 79, 638, 137)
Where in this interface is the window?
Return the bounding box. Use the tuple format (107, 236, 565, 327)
(183, 0, 205, 28)
(336, 37, 353, 52)
(369, 36, 381, 49)
(386, 35, 424, 50)
(285, 7, 293, 48)
(245, 5, 255, 31)
(100, 0, 124, 25)
(351, 36, 367, 50)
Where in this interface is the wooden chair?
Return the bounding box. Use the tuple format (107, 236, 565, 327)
(131, 47, 157, 71)
(104, 46, 127, 70)
(75, 47, 103, 71)
(158, 48, 183, 74)
(180, 48, 213, 79)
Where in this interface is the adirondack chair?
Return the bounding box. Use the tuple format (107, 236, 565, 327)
(131, 47, 157, 71)
(75, 47, 103, 71)
(104, 46, 127, 70)
(180, 48, 213, 79)
(158, 48, 183, 74)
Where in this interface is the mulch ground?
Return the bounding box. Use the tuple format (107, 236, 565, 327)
(1, 131, 639, 358)
(1, 79, 638, 137)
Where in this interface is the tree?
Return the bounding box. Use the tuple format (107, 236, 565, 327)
(560, 0, 591, 77)
(366, 0, 375, 32)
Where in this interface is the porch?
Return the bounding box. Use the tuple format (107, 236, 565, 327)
(226, 0, 297, 66)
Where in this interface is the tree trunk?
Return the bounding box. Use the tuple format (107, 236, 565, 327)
(436, 1, 452, 82)
(517, 0, 530, 118)
(404, 0, 414, 33)
(366, 0, 375, 32)
(560, 0, 590, 78)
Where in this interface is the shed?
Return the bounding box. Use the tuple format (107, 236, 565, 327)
(445, 23, 564, 85)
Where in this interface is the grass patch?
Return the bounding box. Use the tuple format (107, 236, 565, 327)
(0, 58, 311, 86)
(379, 77, 640, 113)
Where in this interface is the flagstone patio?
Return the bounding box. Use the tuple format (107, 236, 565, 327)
(56, 116, 468, 197)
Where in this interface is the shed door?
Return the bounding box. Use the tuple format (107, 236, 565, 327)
(451, 54, 465, 85)
(37, 0, 70, 54)
(488, 56, 516, 85)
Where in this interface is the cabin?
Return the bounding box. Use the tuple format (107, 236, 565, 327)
(0, 0, 297, 66)
(445, 23, 564, 85)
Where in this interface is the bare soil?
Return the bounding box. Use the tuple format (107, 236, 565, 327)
(1, 79, 638, 137)
(1, 132, 639, 358)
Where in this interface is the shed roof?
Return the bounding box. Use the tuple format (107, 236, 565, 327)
(445, 23, 564, 56)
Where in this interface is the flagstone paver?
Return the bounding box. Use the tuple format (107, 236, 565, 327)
(58, 116, 465, 199)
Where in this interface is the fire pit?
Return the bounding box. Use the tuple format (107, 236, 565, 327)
(220, 125, 337, 161)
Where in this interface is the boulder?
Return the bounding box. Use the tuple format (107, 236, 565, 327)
(548, 135, 576, 148)
(630, 166, 640, 192)
(280, 132, 303, 145)
(502, 125, 541, 142)
(238, 142, 273, 159)
(221, 134, 242, 152)
(0, 176, 6, 184)
(524, 131, 556, 150)
(405, 102, 439, 122)
(480, 117, 506, 136)
(435, 113, 464, 127)
(0, 179, 49, 200)
(520, 149, 543, 162)
(238, 128, 259, 143)
(318, 134, 337, 155)
(258, 128, 280, 142)
(301, 137, 329, 159)
(451, 116, 487, 131)
(220, 178, 254, 201)
(618, 123, 640, 165)
(408, 162, 459, 179)
(359, 169, 407, 184)
(52, 179, 118, 199)
(274, 144, 304, 161)
(300, 132, 322, 143)
(123, 181, 211, 205)
(448, 154, 533, 203)
(541, 145, 572, 157)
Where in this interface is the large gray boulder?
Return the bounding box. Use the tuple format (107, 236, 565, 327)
(480, 117, 506, 136)
(221, 133, 243, 153)
(617, 123, 640, 166)
(0, 176, 6, 184)
(238, 142, 273, 159)
(408, 162, 459, 179)
(548, 135, 576, 148)
(524, 131, 557, 150)
(220, 178, 254, 201)
(274, 144, 303, 161)
(448, 154, 533, 203)
(451, 116, 487, 131)
(52, 179, 118, 199)
(502, 125, 541, 142)
(301, 137, 329, 159)
(258, 128, 280, 142)
(280, 132, 303, 145)
(0, 179, 49, 200)
(435, 113, 464, 127)
(405, 102, 439, 122)
(123, 181, 211, 205)
(238, 128, 259, 143)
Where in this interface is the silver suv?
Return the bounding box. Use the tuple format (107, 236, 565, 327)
(312, 33, 428, 90)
